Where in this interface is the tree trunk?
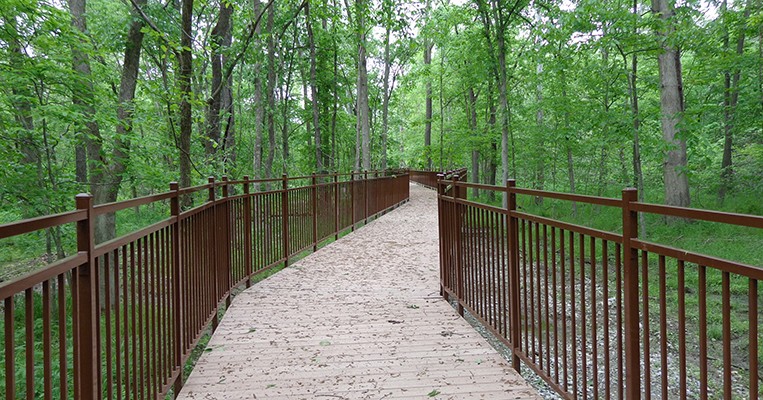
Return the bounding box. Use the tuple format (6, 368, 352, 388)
(652, 0, 691, 208)
(356, 0, 371, 171)
(535, 61, 544, 204)
(281, 26, 297, 175)
(205, 0, 232, 157)
(253, 0, 264, 179)
(424, 40, 433, 170)
(625, 0, 646, 235)
(265, 2, 276, 178)
(486, 81, 497, 202)
(381, 23, 391, 171)
(179, 0, 194, 206)
(719, 0, 751, 202)
(306, 1, 323, 172)
(467, 88, 479, 197)
(566, 144, 577, 217)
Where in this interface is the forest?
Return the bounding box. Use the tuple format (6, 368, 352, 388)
(0, 0, 762, 247)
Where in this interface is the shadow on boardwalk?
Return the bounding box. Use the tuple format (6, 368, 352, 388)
(177, 184, 541, 400)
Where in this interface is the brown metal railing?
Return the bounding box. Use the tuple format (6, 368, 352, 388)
(437, 175, 762, 400)
(410, 168, 466, 192)
(0, 171, 410, 400)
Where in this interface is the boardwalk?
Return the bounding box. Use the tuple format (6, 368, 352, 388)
(177, 184, 541, 400)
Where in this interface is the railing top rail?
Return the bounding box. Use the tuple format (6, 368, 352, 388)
(0, 253, 86, 299)
(93, 192, 175, 216)
(0, 209, 87, 240)
(510, 187, 621, 207)
(631, 201, 763, 229)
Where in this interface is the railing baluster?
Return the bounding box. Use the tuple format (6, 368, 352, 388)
(622, 188, 640, 400)
(75, 193, 97, 400)
(506, 179, 520, 371)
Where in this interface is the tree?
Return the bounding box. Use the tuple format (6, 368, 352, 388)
(652, 0, 690, 208)
(356, 0, 371, 171)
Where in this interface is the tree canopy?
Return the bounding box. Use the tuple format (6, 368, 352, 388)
(1, 0, 762, 233)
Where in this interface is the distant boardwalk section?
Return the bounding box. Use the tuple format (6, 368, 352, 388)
(177, 184, 541, 399)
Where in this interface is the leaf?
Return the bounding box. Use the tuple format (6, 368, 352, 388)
(427, 389, 440, 397)
(319, 340, 331, 346)
(247, 327, 257, 333)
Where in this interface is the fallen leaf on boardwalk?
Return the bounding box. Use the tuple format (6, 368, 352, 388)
(427, 389, 440, 397)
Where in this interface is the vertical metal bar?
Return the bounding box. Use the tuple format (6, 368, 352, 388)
(113, 251, 121, 400)
(334, 174, 340, 239)
(364, 171, 369, 224)
(25, 288, 34, 400)
(699, 265, 708, 400)
(621, 187, 640, 400)
(678, 260, 687, 399)
(221, 176, 231, 309)
(350, 174, 355, 231)
(207, 177, 219, 330)
(529, 222, 536, 364)
(169, 182, 183, 397)
(5, 296, 14, 400)
(506, 179, 521, 371)
(722, 271, 731, 400)
(437, 175, 446, 298)
(616, 242, 623, 399)
(243, 177, 253, 287)
(58, 274, 66, 400)
(523, 220, 529, 354)
(137, 237, 145, 400)
(560, 229, 568, 392)
(312, 174, 318, 251)
(602, 240, 610, 399)
(749, 278, 758, 399)
(591, 235, 598, 399)
(570, 231, 577, 398)
(75, 193, 97, 400)
(659, 255, 668, 400)
(453, 176, 464, 316)
(579, 232, 587, 399)
(641, 251, 650, 398)
(104, 253, 112, 400)
(544, 224, 550, 375)
(281, 174, 290, 266)
(551, 227, 559, 384)
(43, 280, 52, 400)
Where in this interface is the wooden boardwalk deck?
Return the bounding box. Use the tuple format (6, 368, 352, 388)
(177, 184, 541, 400)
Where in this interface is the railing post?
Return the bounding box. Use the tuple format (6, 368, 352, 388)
(452, 175, 464, 317)
(243, 176, 253, 288)
(208, 177, 219, 330)
(622, 188, 641, 400)
(312, 173, 318, 252)
(436, 174, 447, 300)
(506, 179, 521, 371)
(281, 174, 290, 267)
(350, 173, 355, 232)
(364, 171, 369, 224)
(75, 193, 97, 400)
(334, 173, 340, 240)
(169, 182, 183, 397)
(221, 176, 231, 309)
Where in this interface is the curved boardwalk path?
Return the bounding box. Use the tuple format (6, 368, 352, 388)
(177, 184, 541, 400)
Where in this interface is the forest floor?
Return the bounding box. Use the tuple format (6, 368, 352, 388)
(176, 184, 541, 399)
